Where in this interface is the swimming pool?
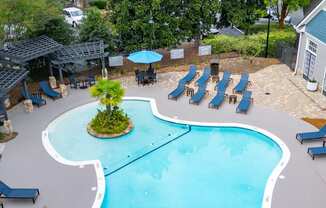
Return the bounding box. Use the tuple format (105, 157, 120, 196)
(45, 98, 289, 208)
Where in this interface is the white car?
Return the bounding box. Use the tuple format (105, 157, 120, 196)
(63, 7, 84, 27)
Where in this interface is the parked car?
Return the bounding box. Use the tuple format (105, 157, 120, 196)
(63, 7, 84, 27)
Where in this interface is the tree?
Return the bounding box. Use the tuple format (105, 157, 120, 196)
(79, 7, 116, 50)
(219, 0, 265, 34)
(107, 0, 219, 51)
(0, 0, 63, 41)
(179, 0, 220, 46)
(35, 17, 74, 45)
(90, 79, 125, 114)
(266, 0, 310, 29)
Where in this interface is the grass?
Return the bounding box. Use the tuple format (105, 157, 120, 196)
(302, 118, 326, 129)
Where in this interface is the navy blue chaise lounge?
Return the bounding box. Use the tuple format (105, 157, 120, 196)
(209, 71, 232, 109)
(296, 125, 326, 144)
(308, 145, 326, 160)
(21, 89, 46, 107)
(168, 65, 197, 100)
(196, 67, 211, 86)
(0, 181, 40, 203)
(39, 81, 62, 100)
(236, 91, 253, 113)
(233, 73, 249, 94)
(189, 84, 208, 105)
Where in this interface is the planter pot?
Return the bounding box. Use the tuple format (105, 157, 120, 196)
(307, 81, 318, 92)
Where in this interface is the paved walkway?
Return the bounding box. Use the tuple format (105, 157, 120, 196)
(1, 64, 326, 208)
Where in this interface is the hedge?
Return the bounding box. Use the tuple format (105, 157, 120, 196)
(202, 30, 296, 57)
(89, 0, 107, 9)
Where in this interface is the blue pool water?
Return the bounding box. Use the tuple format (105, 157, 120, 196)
(47, 100, 282, 208)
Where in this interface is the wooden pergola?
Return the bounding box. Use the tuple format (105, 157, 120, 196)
(0, 64, 29, 121)
(51, 40, 108, 82)
(0, 35, 62, 65)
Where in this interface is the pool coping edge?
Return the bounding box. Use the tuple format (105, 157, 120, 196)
(42, 96, 291, 208)
(126, 96, 291, 208)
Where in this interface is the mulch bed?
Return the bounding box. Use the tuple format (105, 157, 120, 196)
(302, 118, 326, 129)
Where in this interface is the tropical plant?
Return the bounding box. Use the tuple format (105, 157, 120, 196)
(89, 79, 125, 114)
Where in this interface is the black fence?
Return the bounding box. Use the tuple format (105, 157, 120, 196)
(276, 42, 297, 70)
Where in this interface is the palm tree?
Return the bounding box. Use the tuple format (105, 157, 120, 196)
(90, 79, 125, 114)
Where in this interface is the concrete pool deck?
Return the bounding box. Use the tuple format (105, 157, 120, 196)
(1, 67, 326, 208)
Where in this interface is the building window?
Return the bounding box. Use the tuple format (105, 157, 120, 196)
(307, 40, 318, 54)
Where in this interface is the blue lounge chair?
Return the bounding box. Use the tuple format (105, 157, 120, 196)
(307, 146, 326, 160)
(168, 81, 186, 100)
(209, 89, 227, 109)
(181, 65, 197, 83)
(0, 181, 40, 203)
(168, 66, 197, 100)
(21, 89, 46, 107)
(236, 91, 253, 113)
(296, 125, 326, 144)
(189, 84, 207, 105)
(39, 81, 61, 100)
(215, 70, 231, 91)
(233, 73, 249, 93)
(196, 67, 211, 86)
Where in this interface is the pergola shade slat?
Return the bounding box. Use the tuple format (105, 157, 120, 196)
(51, 40, 107, 65)
(0, 36, 62, 64)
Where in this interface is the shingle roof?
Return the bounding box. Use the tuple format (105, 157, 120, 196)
(306, 10, 326, 44)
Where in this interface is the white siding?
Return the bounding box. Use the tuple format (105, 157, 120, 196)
(296, 33, 326, 84)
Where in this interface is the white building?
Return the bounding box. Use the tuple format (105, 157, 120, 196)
(295, 0, 326, 94)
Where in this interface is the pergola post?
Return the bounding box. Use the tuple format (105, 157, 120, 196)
(49, 63, 54, 76)
(101, 56, 105, 69)
(58, 66, 64, 84)
(22, 80, 28, 95)
(0, 97, 8, 120)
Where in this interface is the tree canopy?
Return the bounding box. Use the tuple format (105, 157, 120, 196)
(0, 0, 71, 42)
(219, 0, 266, 34)
(265, 0, 310, 28)
(107, 0, 219, 51)
(79, 7, 117, 50)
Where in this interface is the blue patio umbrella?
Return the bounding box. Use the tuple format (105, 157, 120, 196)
(127, 50, 163, 64)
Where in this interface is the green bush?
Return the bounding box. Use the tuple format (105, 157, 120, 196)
(202, 30, 296, 57)
(0, 132, 4, 141)
(89, 0, 107, 9)
(90, 109, 129, 135)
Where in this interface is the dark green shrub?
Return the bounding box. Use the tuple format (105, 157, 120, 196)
(90, 109, 129, 134)
(202, 30, 296, 57)
(89, 0, 107, 9)
(0, 132, 5, 141)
